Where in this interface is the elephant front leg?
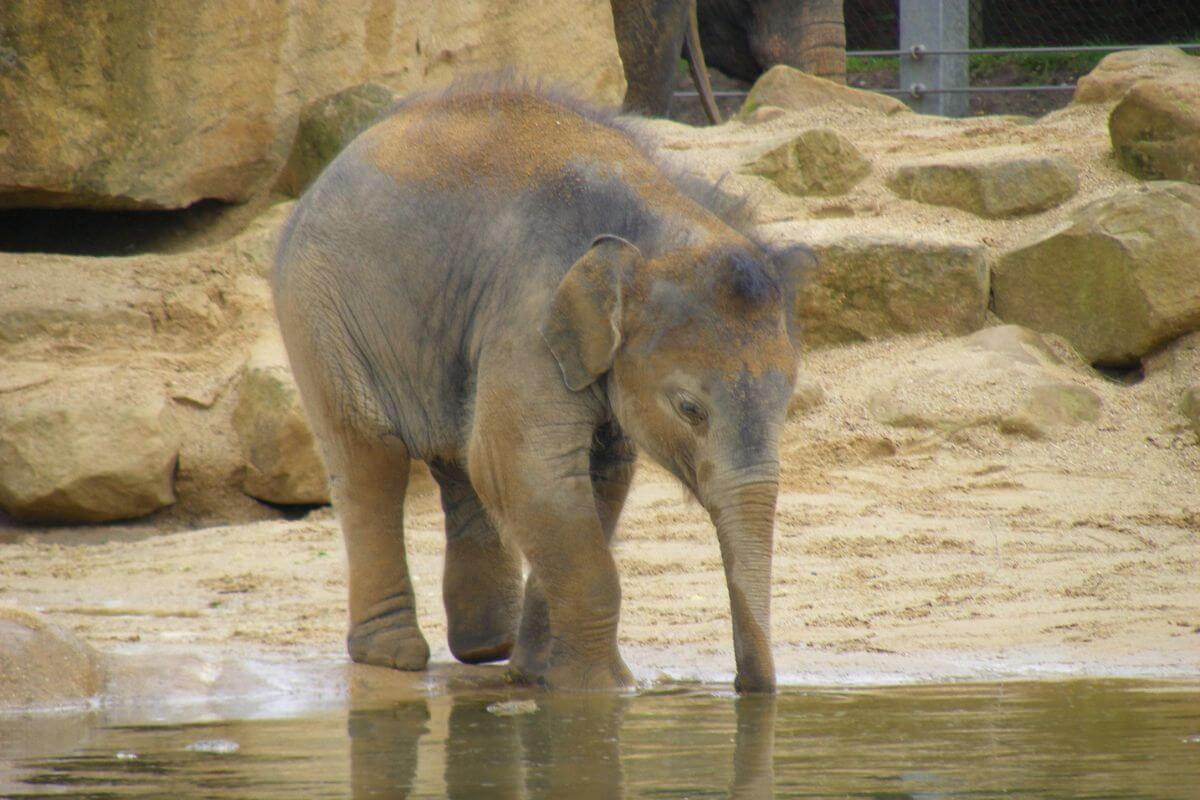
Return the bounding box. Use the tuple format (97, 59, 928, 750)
(510, 424, 636, 682)
(470, 425, 633, 691)
(326, 434, 429, 671)
(430, 460, 524, 664)
(520, 513, 633, 692)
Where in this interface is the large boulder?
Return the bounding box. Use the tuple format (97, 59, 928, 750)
(1073, 47, 1200, 105)
(278, 83, 398, 196)
(992, 182, 1200, 366)
(0, 0, 626, 209)
(0, 607, 101, 711)
(1109, 79, 1200, 184)
(867, 326, 1102, 439)
(233, 336, 330, 506)
(0, 372, 179, 523)
(797, 234, 988, 346)
(743, 129, 871, 197)
(887, 147, 1078, 218)
(739, 65, 910, 118)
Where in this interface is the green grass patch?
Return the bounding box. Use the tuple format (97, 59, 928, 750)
(845, 55, 894, 73)
(848, 38, 1200, 87)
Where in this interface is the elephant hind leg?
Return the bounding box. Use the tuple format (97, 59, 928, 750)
(324, 431, 430, 671)
(431, 460, 524, 664)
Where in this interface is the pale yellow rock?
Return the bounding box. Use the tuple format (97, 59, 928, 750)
(743, 105, 788, 124)
(1109, 79, 1200, 184)
(798, 233, 988, 346)
(0, 371, 179, 523)
(1006, 382, 1102, 436)
(788, 374, 826, 418)
(744, 129, 871, 197)
(1073, 47, 1200, 105)
(867, 328, 1101, 439)
(233, 335, 330, 505)
(888, 147, 1078, 218)
(964, 324, 1063, 367)
(739, 65, 910, 118)
(993, 182, 1200, 366)
(1181, 386, 1200, 436)
(0, 607, 102, 712)
(0, 0, 626, 209)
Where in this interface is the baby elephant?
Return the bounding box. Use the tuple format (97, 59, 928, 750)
(273, 83, 810, 693)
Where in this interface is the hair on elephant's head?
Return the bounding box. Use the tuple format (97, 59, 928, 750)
(542, 233, 813, 692)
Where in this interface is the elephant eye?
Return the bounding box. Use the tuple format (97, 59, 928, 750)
(672, 392, 708, 426)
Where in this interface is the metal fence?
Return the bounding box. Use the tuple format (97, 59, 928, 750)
(846, 0, 1200, 116)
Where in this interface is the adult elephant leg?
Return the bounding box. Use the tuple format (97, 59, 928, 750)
(611, 0, 691, 117)
(324, 430, 430, 671)
(430, 460, 524, 664)
(512, 421, 636, 682)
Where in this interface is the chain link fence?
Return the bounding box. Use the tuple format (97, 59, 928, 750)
(846, 0, 1200, 116)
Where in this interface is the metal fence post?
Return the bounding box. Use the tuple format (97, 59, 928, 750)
(900, 0, 970, 116)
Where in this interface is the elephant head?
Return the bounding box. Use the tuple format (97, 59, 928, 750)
(543, 234, 812, 692)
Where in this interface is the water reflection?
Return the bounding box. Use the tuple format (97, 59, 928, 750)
(348, 692, 776, 799)
(4, 681, 1199, 798)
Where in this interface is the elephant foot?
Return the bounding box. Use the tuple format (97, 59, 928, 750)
(442, 524, 523, 666)
(505, 643, 548, 686)
(448, 626, 514, 665)
(444, 582, 520, 665)
(348, 616, 430, 671)
(539, 653, 635, 692)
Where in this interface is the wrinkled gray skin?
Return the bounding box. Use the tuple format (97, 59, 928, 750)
(274, 85, 810, 693)
(612, 0, 722, 122)
(697, 0, 846, 84)
(616, 0, 847, 119)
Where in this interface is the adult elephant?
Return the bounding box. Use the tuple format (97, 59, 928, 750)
(611, 0, 846, 122)
(697, 0, 847, 85)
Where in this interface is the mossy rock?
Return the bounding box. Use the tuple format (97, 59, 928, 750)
(743, 129, 871, 197)
(1109, 79, 1200, 185)
(279, 83, 396, 196)
(799, 233, 988, 346)
(738, 65, 909, 118)
(993, 182, 1200, 366)
(888, 147, 1078, 218)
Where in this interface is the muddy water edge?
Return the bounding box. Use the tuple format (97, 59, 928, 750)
(3, 679, 1198, 798)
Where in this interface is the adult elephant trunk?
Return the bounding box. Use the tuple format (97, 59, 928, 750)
(796, 0, 847, 83)
(705, 469, 779, 693)
(741, 0, 847, 84)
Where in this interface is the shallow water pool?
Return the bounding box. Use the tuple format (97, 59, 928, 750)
(3, 680, 1198, 798)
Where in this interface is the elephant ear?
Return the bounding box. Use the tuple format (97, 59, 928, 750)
(774, 244, 818, 348)
(541, 235, 642, 391)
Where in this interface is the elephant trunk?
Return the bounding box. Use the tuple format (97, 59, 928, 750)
(705, 468, 779, 693)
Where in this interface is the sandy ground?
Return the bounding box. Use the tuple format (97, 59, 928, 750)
(3, 333, 1197, 701)
(3, 67, 1199, 706)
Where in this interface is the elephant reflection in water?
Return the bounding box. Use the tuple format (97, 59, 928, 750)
(347, 694, 775, 799)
